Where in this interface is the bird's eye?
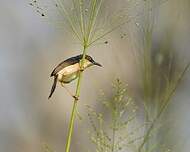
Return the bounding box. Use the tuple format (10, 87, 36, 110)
(86, 55, 93, 62)
(90, 57, 93, 62)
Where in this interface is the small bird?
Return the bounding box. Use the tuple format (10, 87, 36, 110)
(48, 54, 102, 99)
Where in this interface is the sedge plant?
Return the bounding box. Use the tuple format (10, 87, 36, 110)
(87, 68, 189, 152)
(87, 79, 143, 152)
(129, 0, 190, 151)
(87, 1, 189, 152)
(30, 0, 130, 151)
(87, 79, 179, 152)
(30, 0, 190, 151)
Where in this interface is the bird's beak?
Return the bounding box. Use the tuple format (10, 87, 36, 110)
(93, 61, 102, 67)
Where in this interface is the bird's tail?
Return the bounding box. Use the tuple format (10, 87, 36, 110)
(48, 75, 58, 99)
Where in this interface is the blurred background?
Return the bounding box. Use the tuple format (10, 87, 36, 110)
(0, 0, 190, 152)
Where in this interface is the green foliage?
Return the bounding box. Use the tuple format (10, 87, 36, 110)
(30, 1, 129, 152)
(29, 0, 128, 48)
(132, 1, 190, 152)
(30, 1, 189, 152)
(87, 79, 144, 152)
(87, 74, 189, 152)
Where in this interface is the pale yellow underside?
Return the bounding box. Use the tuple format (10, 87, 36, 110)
(57, 59, 92, 83)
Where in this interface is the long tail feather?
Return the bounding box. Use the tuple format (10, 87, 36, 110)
(48, 75, 58, 99)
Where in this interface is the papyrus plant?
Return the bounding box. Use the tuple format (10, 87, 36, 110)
(30, 0, 128, 151)
(130, 0, 190, 151)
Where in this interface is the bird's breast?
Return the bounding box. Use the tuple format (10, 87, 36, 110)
(58, 63, 80, 76)
(57, 63, 80, 83)
(57, 61, 92, 83)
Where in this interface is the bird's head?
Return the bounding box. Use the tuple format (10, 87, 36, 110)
(84, 55, 102, 67)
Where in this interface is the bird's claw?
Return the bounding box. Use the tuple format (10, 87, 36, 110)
(80, 67, 84, 72)
(72, 95, 79, 101)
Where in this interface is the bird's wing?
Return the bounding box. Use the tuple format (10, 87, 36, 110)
(50, 55, 82, 77)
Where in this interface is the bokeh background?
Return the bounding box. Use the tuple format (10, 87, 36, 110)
(0, 0, 190, 152)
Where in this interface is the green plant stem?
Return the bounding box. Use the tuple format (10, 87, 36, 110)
(65, 100, 77, 152)
(65, 44, 88, 152)
(111, 112, 116, 152)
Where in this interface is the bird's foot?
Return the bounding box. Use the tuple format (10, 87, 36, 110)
(79, 67, 84, 72)
(72, 95, 79, 101)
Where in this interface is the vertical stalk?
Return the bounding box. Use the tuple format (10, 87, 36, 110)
(111, 110, 117, 152)
(65, 44, 88, 152)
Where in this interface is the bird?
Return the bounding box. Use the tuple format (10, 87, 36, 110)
(48, 54, 102, 99)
